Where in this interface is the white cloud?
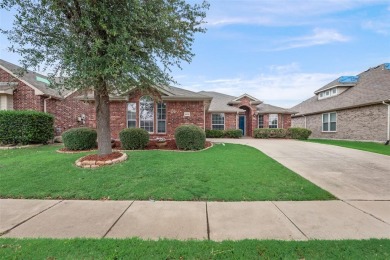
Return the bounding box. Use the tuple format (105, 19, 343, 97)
(271, 28, 350, 51)
(362, 20, 390, 35)
(176, 64, 354, 108)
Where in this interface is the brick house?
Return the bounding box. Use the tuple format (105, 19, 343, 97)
(291, 63, 390, 143)
(1, 59, 293, 138)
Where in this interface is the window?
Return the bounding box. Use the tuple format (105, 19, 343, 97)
(212, 113, 225, 130)
(322, 112, 337, 132)
(269, 114, 278, 128)
(258, 114, 264, 128)
(127, 103, 136, 128)
(318, 88, 338, 100)
(140, 96, 154, 133)
(157, 102, 166, 133)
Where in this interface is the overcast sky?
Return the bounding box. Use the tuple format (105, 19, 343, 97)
(1, 0, 389, 108)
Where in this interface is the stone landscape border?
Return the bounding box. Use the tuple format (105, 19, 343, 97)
(75, 152, 128, 168)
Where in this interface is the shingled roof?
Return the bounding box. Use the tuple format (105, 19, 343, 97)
(291, 63, 390, 116)
(199, 91, 292, 113)
(0, 59, 62, 98)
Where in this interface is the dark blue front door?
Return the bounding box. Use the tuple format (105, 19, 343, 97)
(239, 115, 245, 136)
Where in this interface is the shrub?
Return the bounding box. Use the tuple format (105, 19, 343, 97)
(62, 127, 97, 150)
(253, 128, 288, 139)
(288, 127, 312, 140)
(205, 129, 225, 138)
(224, 129, 243, 138)
(0, 110, 54, 145)
(119, 128, 149, 150)
(175, 124, 205, 150)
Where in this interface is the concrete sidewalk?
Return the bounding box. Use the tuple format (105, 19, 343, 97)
(1, 199, 389, 240)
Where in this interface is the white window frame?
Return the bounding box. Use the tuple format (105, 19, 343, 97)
(269, 114, 278, 128)
(212, 113, 225, 130)
(258, 114, 264, 128)
(157, 102, 167, 133)
(127, 102, 137, 128)
(139, 96, 154, 133)
(319, 87, 338, 100)
(322, 112, 337, 132)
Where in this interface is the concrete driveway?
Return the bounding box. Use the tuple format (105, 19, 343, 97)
(209, 139, 390, 201)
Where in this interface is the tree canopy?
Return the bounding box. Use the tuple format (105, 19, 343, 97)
(1, 0, 208, 155)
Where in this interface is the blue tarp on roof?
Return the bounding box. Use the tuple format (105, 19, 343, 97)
(338, 76, 359, 83)
(385, 63, 390, 70)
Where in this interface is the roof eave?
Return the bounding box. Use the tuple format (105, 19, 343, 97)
(314, 84, 355, 94)
(162, 96, 212, 101)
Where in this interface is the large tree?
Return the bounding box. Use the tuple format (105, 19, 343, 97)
(1, 0, 208, 155)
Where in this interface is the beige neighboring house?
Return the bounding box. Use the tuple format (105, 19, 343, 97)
(291, 63, 390, 143)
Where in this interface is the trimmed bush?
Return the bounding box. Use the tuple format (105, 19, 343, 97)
(0, 110, 54, 145)
(288, 127, 312, 140)
(253, 128, 288, 139)
(205, 129, 224, 138)
(119, 128, 149, 150)
(62, 127, 97, 150)
(224, 129, 243, 138)
(175, 124, 205, 150)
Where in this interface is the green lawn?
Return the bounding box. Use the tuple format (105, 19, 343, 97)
(0, 238, 389, 259)
(0, 144, 334, 201)
(307, 139, 390, 156)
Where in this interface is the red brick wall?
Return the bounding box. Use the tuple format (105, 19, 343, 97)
(109, 101, 127, 139)
(205, 112, 237, 130)
(0, 68, 42, 111)
(53, 91, 95, 135)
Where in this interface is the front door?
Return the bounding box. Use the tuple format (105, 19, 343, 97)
(239, 115, 246, 136)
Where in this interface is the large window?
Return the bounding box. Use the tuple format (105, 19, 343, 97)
(322, 112, 337, 132)
(140, 96, 154, 133)
(157, 102, 166, 133)
(269, 114, 278, 128)
(258, 114, 264, 128)
(212, 113, 225, 130)
(127, 103, 137, 128)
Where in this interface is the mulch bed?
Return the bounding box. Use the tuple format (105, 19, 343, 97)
(117, 139, 212, 150)
(80, 151, 123, 162)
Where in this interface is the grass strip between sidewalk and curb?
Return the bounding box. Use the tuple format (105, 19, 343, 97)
(0, 238, 389, 259)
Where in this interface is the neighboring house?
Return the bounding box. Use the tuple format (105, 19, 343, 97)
(0, 59, 293, 138)
(291, 63, 390, 142)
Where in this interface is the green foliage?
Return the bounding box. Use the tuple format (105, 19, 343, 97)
(0, 110, 54, 145)
(205, 129, 224, 138)
(205, 129, 242, 138)
(0, 144, 334, 201)
(224, 129, 243, 138)
(253, 128, 288, 139)
(175, 124, 205, 150)
(62, 128, 97, 150)
(288, 128, 312, 140)
(119, 128, 149, 150)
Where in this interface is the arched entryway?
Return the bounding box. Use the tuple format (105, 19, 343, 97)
(238, 105, 252, 136)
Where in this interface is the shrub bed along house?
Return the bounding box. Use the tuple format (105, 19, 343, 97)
(0, 110, 54, 145)
(175, 124, 206, 150)
(205, 129, 242, 138)
(119, 128, 149, 150)
(62, 127, 97, 150)
(253, 127, 312, 140)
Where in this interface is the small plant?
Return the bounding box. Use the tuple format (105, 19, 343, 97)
(119, 128, 149, 150)
(175, 124, 205, 150)
(288, 128, 312, 140)
(205, 129, 225, 138)
(224, 129, 243, 138)
(62, 127, 97, 150)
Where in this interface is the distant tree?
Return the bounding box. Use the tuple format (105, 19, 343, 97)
(1, 0, 208, 155)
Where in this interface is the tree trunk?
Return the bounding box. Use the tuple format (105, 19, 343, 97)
(95, 83, 112, 156)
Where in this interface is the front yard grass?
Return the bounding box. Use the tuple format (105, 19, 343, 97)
(0, 144, 334, 201)
(307, 139, 390, 156)
(0, 238, 389, 259)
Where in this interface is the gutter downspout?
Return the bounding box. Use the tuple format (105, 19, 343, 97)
(383, 100, 390, 145)
(43, 96, 53, 113)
